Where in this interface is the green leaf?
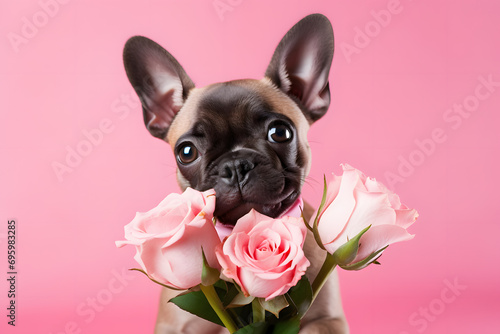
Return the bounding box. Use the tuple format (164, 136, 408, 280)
(332, 225, 371, 266)
(218, 282, 254, 327)
(285, 275, 313, 318)
(272, 316, 301, 334)
(259, 296, 289, 318)
(312, 176, 328, 250)
(234, 322, 269, 334)
(340, 245, 388, 271)
(214, 279, 228, 292)
(252, 298, 266, 323)
(227, 291, 255, 308)
(300, 208, 313, 232)
(129, 268, 183, 291)
(201, 248, 220, 286)
(169, 290, 224, 326)
(220, 282, 242, 308)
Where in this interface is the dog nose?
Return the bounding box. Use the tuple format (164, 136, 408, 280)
(220, 159, 255, 186)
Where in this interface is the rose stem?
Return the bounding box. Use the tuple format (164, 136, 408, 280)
(252, 298, 265, 323)
(199, 284, 238, 333)
(310, 253, 338, 304)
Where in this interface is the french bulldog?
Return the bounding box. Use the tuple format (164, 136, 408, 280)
(123, 14, 348, 334)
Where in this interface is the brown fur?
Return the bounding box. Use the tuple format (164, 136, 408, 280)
(154, 82, 349, 333)
(167, 79, 313, 185)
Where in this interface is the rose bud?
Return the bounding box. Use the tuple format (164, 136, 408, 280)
(312, 164, 418, 270)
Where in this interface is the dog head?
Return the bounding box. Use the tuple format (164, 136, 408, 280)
(123, 14, 334, 225)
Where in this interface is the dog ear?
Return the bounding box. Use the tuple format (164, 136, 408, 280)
(123, 36, 195, 140)
(265, 14, 334, 123)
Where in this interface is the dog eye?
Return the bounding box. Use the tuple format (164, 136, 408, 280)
(177, 143, 199, 165)
(268, 123, 292, 143)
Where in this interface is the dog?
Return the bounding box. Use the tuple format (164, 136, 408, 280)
(123, 14, 348, 334)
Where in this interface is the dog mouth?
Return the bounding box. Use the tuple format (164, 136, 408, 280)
(203, 149, 303, 226)
(214, 191, 298, 225)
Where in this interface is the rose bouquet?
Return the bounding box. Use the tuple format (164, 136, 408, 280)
(117, 164, 418, 333)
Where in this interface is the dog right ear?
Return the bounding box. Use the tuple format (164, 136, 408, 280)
(265, 14, 334, 124)
(123, 36, 194, 140)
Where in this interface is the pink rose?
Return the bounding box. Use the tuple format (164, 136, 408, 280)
(314, 164, 418, 268)
(116, 188, 221, 289)
(216, 210, 310, 301)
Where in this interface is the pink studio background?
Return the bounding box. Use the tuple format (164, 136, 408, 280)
(1, 0, 499, 333)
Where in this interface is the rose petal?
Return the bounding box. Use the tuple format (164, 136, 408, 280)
(353, 224, 415, 263)
(323, 190, 396, 254)
(118, 187, 221, 290)
(395, 208, 419, 228)
(310, 173, 342, 224)
(224, 233, 249, 268)
(317, 167, 360, 245)
(281, 216, 308, 246)
(135, 239, 178, 287)
(216, 244, 236, 278)
(231, 209, 262, 235)
(365, 176, 402, 209)
(346, 190, 396, 233)
(217, 208, 309, 300)
(248, 229, 281, 257)
(239, 267, 295, 300)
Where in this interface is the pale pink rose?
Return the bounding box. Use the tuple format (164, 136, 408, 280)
(314, 164, 418, 267)
(216, 210, 310, 301)
(116, 188, 221, 289)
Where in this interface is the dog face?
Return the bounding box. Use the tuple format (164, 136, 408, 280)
(123, 14, 334, 225)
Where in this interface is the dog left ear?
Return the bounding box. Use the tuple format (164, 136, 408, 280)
(265, 14, 334, 123)
(123, 36, 195, 140)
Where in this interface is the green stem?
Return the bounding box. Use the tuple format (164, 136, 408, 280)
(252, 298, 265, 323)
(228, 308, 246, 328)
(310, 253, 338, 303)
(199, 284, 238, 333)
